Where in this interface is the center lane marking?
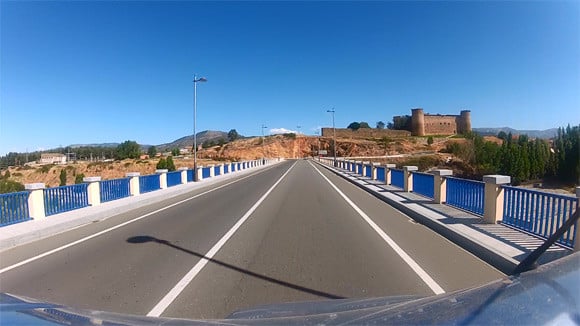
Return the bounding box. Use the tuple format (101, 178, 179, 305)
(309, 161, 445, 295)
(147, 161, 298, 317)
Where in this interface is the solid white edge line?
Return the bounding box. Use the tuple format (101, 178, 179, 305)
(0, 162, 284, 275)
(309, 161, 445, 295)
(146, 161, 297, 317)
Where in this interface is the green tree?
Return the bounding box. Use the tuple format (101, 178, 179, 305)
(115, 141, 141, 160)
(147, 146, 157, 158)
(227, 129, 240, 142)
(376, 121, 386, 129)
(0, 180, 24, 194)
(166, 156, 176, 172)
(427, 136, 434, 146)
(75, 173, 85, 184)
(59, 169, 67, 186)
(156, 158, 167, 170)
(497, 131, 508, 141)
(171, 148, 180, 156)
(347, 122, 361, 130)
(359, 122, 371, 128)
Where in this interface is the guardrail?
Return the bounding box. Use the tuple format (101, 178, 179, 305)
(321, 157, 580, 250)
(446, 177, 485, 216)
(0, 191, 31, 226)
(167, 171, 182, 187)
(364, 165, 372, 178)
(187, 170, 194, 182)
(139, 174, 160, 194)
(100, 178, 130, 203)
(391, 169, 404, 189)
(376, 166, 386, 182)
(503, 186, 578, 248)
(44, 184, 89, 216)
(412, 172, 434, 199)
(202, 167, 211, 179)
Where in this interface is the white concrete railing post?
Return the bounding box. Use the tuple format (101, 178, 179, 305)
(179, 167, 188, 184)
(25, 183, 46, 220)
(209, 165, 215, 177)
(156, 169, 168, 189)
(403, 166, 418, 192)
(482, 175, 511, 224)
(574, 187, 580, 252)
(126, 172, 140, 196)
(385, 164, 396, 185)
(195, 166, 203, 181)
(430, 170, 453, 204)
(219, 164, 224, 175)
(371, 163, 377, 180)
(83, 177, 101, 206)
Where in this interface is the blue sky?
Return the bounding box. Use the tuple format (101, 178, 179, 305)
(1, 1, 578, 154)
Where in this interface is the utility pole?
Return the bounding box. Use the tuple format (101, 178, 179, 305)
(327, 108, 336, 166)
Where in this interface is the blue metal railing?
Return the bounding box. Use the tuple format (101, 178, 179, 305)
(187, 169, 194, 182)
(364, 165, 372, 178)
(100, 178, 130, 203)
(376, 167, 386, 182)
(391, 169, 404, 189)
(224, 164, 229, 174)
(167, 171, 182, 187)
(0, 191, 31, 226)
(237, 163, 241, 170)
(412, 172, 434, 199)
(446, 177, 485, 216)
(44, 184, 89, 216)
(503, 186, 578, 248)
(214, 166, 221, 176)
(202, 167, 211, 179)
(139, 174, 160, 193)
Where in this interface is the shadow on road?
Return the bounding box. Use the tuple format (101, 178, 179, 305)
(126, 235, 345, 300)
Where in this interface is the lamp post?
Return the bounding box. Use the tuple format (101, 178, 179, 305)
(314, 130, 321, 161)
(327, 108, 336, 166)
(261, 124, 268, 164)
(193, 74, 207, 181)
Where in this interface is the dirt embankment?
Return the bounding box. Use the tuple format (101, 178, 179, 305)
(5, 134, 484, 187)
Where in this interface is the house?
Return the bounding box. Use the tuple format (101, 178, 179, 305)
(40, 153, 66, 165)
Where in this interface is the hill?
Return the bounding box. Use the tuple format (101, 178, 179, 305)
(473, 127, 557, 139)
(156, 130, 228, 151)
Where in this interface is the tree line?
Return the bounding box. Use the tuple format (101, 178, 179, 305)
(447, 125, 579, 185)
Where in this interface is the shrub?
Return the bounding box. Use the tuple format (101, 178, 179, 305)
(0, 180, 25, 193)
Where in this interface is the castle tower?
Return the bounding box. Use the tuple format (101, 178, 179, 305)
(411, 108, 425, 136)
(459, 110, 471, 134)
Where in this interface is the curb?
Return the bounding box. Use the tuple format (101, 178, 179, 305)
(314, 161, 518, 275)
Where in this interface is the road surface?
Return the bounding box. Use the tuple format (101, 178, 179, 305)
(0, 160, 503, 320)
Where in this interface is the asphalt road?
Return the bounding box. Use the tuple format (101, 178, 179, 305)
(0, 160, 503, 320)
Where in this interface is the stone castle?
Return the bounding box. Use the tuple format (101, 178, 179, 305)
(394, 108, 472, 136)
(321, 108, 471, 138)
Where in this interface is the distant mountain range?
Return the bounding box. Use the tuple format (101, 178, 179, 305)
(473, 127, 558, 139)
(67, 130, 229, 151)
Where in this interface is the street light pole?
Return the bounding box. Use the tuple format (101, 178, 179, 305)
(193, 74, 207, 181)
(314, 130, 320, 161)
(261, 124, 268, 164)
(327, 108, 336, 166)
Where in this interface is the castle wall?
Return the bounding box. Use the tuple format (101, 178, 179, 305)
(423, 115, 460, 135)
(321, 128, 411, 138)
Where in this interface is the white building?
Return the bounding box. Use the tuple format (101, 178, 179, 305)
(40, 153, 67, 165)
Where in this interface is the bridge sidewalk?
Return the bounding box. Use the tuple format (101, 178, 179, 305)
(318, 162, 571, 274)
(0, 162, 281, 252)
